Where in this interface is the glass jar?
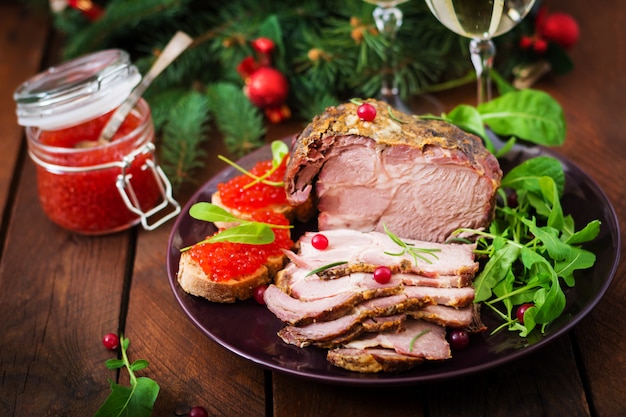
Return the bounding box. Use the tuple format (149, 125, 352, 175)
(14, 49, 180, 234)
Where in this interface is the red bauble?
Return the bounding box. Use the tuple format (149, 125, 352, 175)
(539, 12, 580, 49)
(67, 0, 104, 21)
(245, 67, 289, 108)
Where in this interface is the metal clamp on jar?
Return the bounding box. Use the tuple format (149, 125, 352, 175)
(14, 49, 180, 235)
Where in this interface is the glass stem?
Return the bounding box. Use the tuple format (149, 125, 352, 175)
(373, 6, 403, 96)
(469, 38, 496, 104)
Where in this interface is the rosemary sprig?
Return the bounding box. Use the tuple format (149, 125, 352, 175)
(387, 106, 407, 124)
(305, 261, 349, 277)
(383, 224, 440, 265)
(409, 329, 431, 352)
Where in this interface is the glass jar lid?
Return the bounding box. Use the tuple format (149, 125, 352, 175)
(14, 49, 141, 130)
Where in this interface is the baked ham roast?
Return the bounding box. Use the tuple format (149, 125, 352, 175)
(284, 99, 502, 243)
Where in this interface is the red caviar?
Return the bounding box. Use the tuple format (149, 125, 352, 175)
(29, 100, 161, 234)
(189, 211, 293, 282)
(217, 158, 288, 212)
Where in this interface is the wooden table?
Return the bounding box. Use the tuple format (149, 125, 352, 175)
(1, 1, 624, 415)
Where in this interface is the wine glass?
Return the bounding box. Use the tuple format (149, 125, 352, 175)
(424, 0, 536, 104)
(363, 0, 412, 112)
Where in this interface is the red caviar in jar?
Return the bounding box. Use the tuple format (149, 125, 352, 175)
(189, 211, 293, 282)
(217, 158, 288, 212)
(29, 100, 161, 234)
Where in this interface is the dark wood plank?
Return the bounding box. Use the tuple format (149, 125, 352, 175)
(273, 374, 427, 417)
(535, 1, 626, 416)
(0, 161, 134, 415)
(123, 143, 267, 415)
(0, 3, 48, 223)
(426, 337, 590, 417)
(0, 7, 136, 415)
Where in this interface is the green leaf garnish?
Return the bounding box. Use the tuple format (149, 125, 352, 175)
(383, 224, 440, 265)
(94, 335, 160, 417)
(452, 155, 600, 337)
(438, 89, 566, 152)
(305, 261, 349, 277)
(181, 202, 291, 251)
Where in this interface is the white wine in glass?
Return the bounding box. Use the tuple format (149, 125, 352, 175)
(424, 0, 536, 103)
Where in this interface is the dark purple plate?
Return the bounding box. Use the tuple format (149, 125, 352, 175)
(166, 139, 620, 386)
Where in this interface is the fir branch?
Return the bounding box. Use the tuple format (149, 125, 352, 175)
(160, 90, 211, 188)
(62, 0, 191, 58)
(206, 82, 266, 156)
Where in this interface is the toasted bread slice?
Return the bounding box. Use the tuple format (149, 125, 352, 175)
(177, 251, 287, 303)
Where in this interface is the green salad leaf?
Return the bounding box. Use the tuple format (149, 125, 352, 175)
(455, 156, 600, 337)
(182, 202, 291, 251)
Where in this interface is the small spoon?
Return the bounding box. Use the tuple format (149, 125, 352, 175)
(76, 31, 193, 148)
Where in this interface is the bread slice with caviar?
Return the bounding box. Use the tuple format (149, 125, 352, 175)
(176, 210, 294, 303)
(177, 250, 287, 303)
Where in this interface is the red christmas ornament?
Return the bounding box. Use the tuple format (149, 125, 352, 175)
(245, 67, 289, 109)
(237, 37, 290, 123)
(538, 12, 580, 49)
(67, 0, 104, 21)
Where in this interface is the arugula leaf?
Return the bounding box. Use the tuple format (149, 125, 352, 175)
(94, 336, 159, 417)
(189, 202, 241, 224)
(204, 223, 275, 245)
(454, 155, 601, 337)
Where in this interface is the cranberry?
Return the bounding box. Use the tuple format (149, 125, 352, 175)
(189, 406, 209, 417)
(373, 266, 392, 284)
(311, 233, 329, 250)
(448, 329, 470, 350)
(516, 303, 534, 324)
(357, 103, 377, 121)
(102, 333, 119, 350)
(253, 285, 268, 305)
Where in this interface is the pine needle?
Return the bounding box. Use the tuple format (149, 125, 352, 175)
(206, 82, 266, 156)
(160, 90, 211, 188)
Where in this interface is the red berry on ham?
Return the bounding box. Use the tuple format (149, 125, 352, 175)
(357, 103, 377, 121)
(311, 233, 329, 250)
(373, 266, 392, 284)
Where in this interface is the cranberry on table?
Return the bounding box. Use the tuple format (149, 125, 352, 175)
(373, 266, 392, 284)
(189, 406, 208, 417)
(357, 103, 377, 121)
(311, 233, 329, 250)
(516, 303, 535, 324)
(448, 329, 470, 350)
(102, 333, 119, 350)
